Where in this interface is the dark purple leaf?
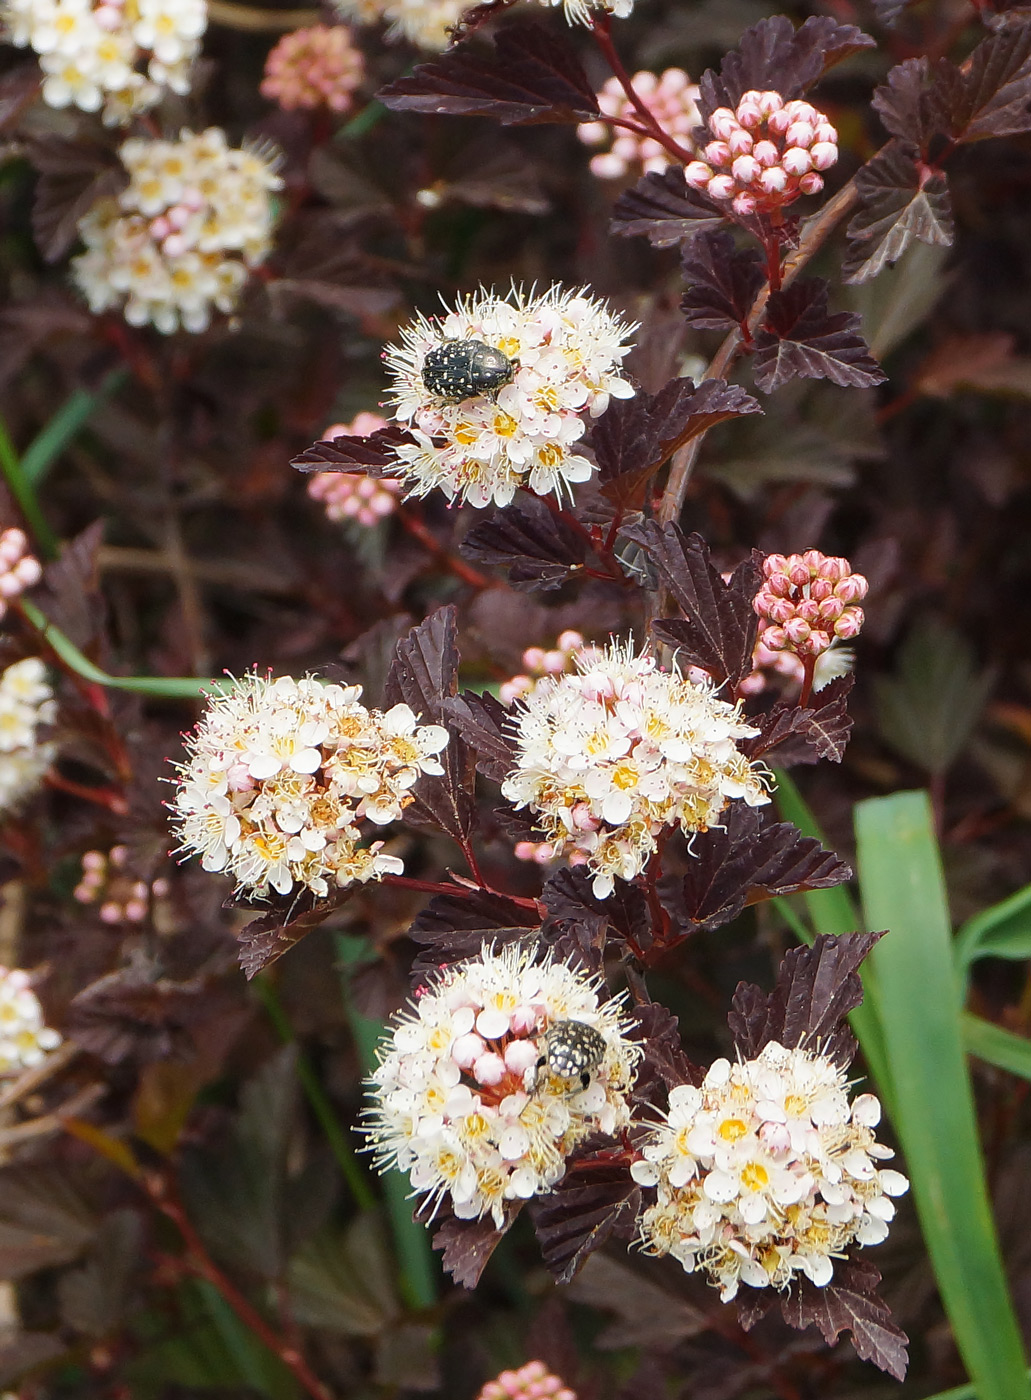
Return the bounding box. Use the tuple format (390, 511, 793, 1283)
(0, 64, 40, 132)
(235, 889, 357, 978)
(842, 141, 954, 284)
(661, 805, 851, 937)
(67, 967, 222, 1063)
(36, 520, 106, 652)
(384, 606, 476, 842)
(540, 865, 650, 956)
(727, 930, 883, 1070)
(621, 522, 760, 687)
(408, 888, 539, 977)
(460, 497, 590, 591)
(443, 690, 516, 784)
(611, 167, 726, 249)
(27, 136, 127, 263)
(589, 379, 761, 510)
(872, 0, 912, 23)
(291, 425, 413, 476)
(628, 1001, 701, 1101)
(699, 16, 875, 119)
(754, 279, 887, 392)
(953, 23, 1031, 140)
(533, 1149, 641, 1283)
(425, 1203, 518, 1288)
(743, 675, 855, 765)
(870, 59, 949, 151)
(377, 22, 599, 126)
(680, 232, 765, 332)
(779, 1259, 909, 1379)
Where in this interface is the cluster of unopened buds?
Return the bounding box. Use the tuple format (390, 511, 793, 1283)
(754, 550, 867, 660)
(2, 0, 206, 122)
(685, 91, 838, 217)
(0, 965, 61, 1074)
(477, 1362, 576, 1400)
(500, 630, 600, 707)
(577, 69, 700, 179)
(308, 414, 404, 526)
(0, 528, 42, 619)
(74, 845, 170, 923)
(260, 22, 364, 112)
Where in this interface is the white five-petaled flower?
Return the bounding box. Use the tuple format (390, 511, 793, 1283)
(501, 640, 771, 898)
(384, 285, 636, 509)
(0, 966, 61, 1074)
(2, 0, 207, 122)
(72, 128, 282, 334)
(331, 0, 629, 50)
(170, 672, 449, 899)
(0, 657, 57, 817)
(364, 942, 640, 1227)
(632, 1042, 909, 1300)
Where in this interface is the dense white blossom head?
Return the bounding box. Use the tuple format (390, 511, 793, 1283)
(501, 641, 770, 898)
(170, 672, 449, 900)
(632, 1042, 908, 1300)
(0, 657, 57, 816)
(384, 285, 635, 509)
(332, 0, 630, 48)
(0, 966, 61, 1074)
(3, 0, 207, 122)
(364, 941, 640, 1226)
(72, 128, 282, 334)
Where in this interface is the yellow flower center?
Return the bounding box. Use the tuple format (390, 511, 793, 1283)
(718, 1117, 748, 1142)
(740, 1161, 770, 1192)
(612, 762, 638, 791)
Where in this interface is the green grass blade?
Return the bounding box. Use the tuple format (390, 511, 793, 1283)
(336, 935, 438, 1312)
(856, 790, 1029, 1400)
(0, 413, 60, 559)
(955, 882, 1031, 985)
(963, 1013, 1031, 1083)
(772, 770, 893, 1102)
(20, 367, 128, 487)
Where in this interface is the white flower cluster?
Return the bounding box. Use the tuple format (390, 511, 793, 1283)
(0, 528, 42, 620)
(333, 0, 629, 49)
(501, 643, 770, 898)
(3, 0, 206, 123)
(0, 657, 57, 817)
(171, 673, 449, 899)
(385, 285, 635, 509)
(0, 966, 61, 1074)
(632, 1043, 909, 1300)
(365, 942, 640, 1227)
(72, 128, 282, 334)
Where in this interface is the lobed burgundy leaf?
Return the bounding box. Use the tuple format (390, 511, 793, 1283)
(743, 675, 856, 765)
(622, 521, 760, 687)
(753, 279, 887, 392)
(533, 1148, 641, 1283)
(661, 805, 852, 937)
(443, 690, 516, 784)
(870, 59, 950, 152)
(384, 606, 477, 842)
(628, 1000, 702, 1100)
(26, 136, 127, 263)
(235, 889, 357, 978)
(610, 167, 726, 249)
(68, 966, 215, 1063)
(779, 1259, 909, 1379)
(540, 865, 650, 954)
(842, 141, 954, 284)
(376, 22, 599, 126)
(291, 425, 413, 476)
(408, 887, 539, 978)
(423, 1203, 519, 1288)
(459, 497, 590, 591)
(727, 930, 883, 1070)
(950, 23, 1031, 142)
(680, 232, 765, 333)
(698, 16, 876, 121)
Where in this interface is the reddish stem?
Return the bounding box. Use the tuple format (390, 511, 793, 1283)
(798, 653, 817, 710)
(590, 16, 696, 168)
(44, 772, 129, 815)
(381, 872, 538, 910)
(396, 508, 494, 589)
(143, 1175, 334, 1400)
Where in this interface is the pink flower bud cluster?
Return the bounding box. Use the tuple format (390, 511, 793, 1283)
(307, 414, 404, 526)
(500, 630, 600, 706)
(754, 550, 867, 659)
(74, 845, 170, 923)
(577, 69, 700, 179)
(478, 1362, 576, 1400)
(684, 91, 838, 217)
(260, 24, 364, 114)
(0, 528, 42, 619)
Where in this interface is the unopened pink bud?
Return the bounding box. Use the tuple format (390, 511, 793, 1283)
(736, 101, 762, 129)
(801, 549, 823, 571)
(13, 557, 41, 586)
(762, 625, 788, 651)
(765, 597, 795, 624)
(452, 1032, 485, 1068)
(707, 175, 735, 200)
(684, 161, 714, 189)
(814, 122, 837, 145)
(785, 121, 814, 149)
(782, 147, 812, 176)
(474, 1052, 506, 1086)
(835, 609, 864, 639)
(514, 841, 536, 861)
(809, 630, 832, 656)
(758, 90, 782, 115)
(809, 577, 832, 602)
(732, 191, 757, 215)
(818, 597, 845, 624)
(764, 553, 787, 574)
(709, 107, 737, 138)
(99, 902, 122, 924)
(835, 574, 868, 603)
(767, 108, 791, 136)
(727, 128, 753, 156)
(759, 166, 789, 194)
(788, 561, 810, 587)
(784, 617, 811, 645)
(162, 233, 188, 257)
(753, 139, 779, 166)
(125, 899, 147, 922)
(704, 140, 731, 165)
(523, 647, 546, 671)
(795, 598, 821, 625)
(557, 629, 584, 652)
(798, 172, 824, 195)
(810, 141, 838, 170)
(731, 154, 760, 183)
(542, 650, 565, 674)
